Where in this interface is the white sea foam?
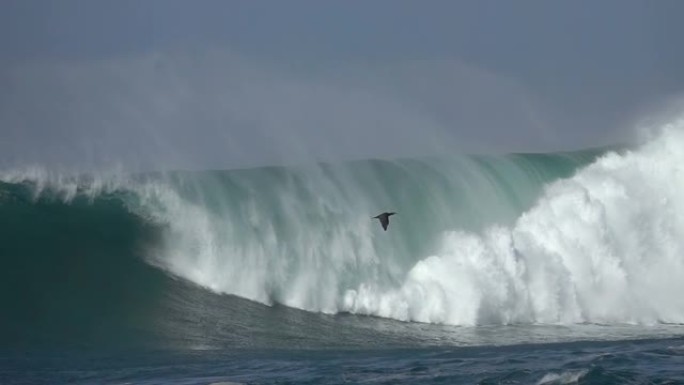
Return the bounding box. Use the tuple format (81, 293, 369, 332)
(5, 118, 684, 327)
(537, 369, 588, 385)
(344, 121, 684, 325)
(139, 119, 684, 325)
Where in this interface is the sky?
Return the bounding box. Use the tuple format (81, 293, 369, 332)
(1, 0, 684, 170)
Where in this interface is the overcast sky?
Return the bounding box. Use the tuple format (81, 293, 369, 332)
(1, 0, 683, 170)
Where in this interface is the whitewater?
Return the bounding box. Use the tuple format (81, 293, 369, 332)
(4, 120, 684, 385)
(2, 120, 684, 334)
(346, 126, 684, 326)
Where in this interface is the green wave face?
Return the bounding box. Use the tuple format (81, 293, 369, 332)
(0, 147, 605, 347)
(145, 150, 603, 310)
(7, 127, 684, 344)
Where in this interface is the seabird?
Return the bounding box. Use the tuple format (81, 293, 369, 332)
(373, 212, 396, 231)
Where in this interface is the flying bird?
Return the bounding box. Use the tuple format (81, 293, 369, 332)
(373, 212, 396, 231)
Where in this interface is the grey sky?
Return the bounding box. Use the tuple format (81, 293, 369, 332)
(1, 0, 683, 170)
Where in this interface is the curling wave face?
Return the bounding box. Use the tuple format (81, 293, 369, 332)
(128, 151, 600, 318)
(3, 122, 684, 342)
(345, 125, 684, 325)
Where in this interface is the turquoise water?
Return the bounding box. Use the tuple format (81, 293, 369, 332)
(2, 129, 684, 383)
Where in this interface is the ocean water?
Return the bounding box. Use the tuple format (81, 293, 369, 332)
(2, 123, 684, 384)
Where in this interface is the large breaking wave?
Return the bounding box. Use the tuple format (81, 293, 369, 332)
(345, 127, 684, 325)
(2, 120, 684, 348)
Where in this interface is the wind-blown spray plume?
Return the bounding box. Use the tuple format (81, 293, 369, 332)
(2, 120, 684, 335)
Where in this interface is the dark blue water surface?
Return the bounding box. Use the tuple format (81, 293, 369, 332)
(3, 337, 684, 385)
